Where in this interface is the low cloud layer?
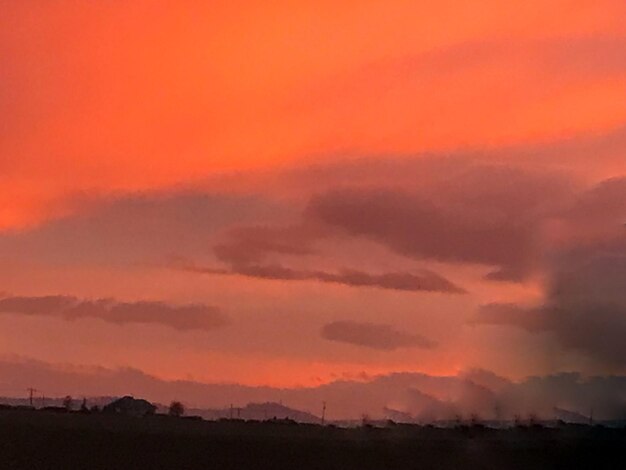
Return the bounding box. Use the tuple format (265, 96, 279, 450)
(0, 295, 228, 332)
(2, 358, 625, 422)
(321, 321, 435, 350)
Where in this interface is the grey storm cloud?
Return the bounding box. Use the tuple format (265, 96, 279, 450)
(472, 178, 626, 366)
(0, 295, 228, 332)
(320, 321, 436, 350)
(474, 243, 626, 366)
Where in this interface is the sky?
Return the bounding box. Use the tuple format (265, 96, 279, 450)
(1, 1, 625, 418)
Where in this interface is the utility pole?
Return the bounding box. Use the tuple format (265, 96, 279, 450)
(321, 401, 326, 426)
(27, 388, 37, 407)
(229, 403, 233, 420)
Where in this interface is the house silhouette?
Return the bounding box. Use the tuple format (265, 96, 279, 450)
(103, 396, 156, 417)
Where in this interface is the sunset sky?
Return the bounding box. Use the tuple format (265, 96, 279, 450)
(1, 1, 625, 416)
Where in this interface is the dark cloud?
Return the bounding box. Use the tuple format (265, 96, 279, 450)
(562, 177, 626, 221)
(197, 162, 579, 288)
(185, 261, 465, 294)
(205, 214, 465, 293)
(320, 321, 435, 350)
(496, 373, 626, 422)
(195, 160, 579, 289)
(475, 243, 626, 366)
(305, 165, 574, 280)
(555, 177, 626, 245)
(473, 177, 626, 366)
(313, 268, 464, 293)
(0, 295, 228, 332)
(308, 186, 533, 279)
(402, 372, 626, 423)
(472, 303, 546, 332)
(212, 224, 321, 265)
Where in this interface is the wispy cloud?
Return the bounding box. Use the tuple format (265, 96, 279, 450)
(0, 295, 228, 332)
(321, 321, 436, 350)
(183, 261, 465, 294)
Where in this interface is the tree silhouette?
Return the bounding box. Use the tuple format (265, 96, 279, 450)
(62, 395, 73, 411)
(168, 401, 185, 417)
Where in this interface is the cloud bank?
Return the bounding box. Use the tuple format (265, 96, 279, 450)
(305, 164, 572, 281)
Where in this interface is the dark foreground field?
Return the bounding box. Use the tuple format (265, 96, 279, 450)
(0, 409, 623, 470)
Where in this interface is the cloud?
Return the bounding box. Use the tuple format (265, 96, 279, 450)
(194, 161, 579, 289)
(212, 224, 321, 265)
(556, 176, 626, 242)
(190, 218, 466, 293)
(0, 191, 288, 267)
(475, 244, 626, 366)
(473, 178, 626, 366)
(185, 261, 465, 294)
(320, 321, 435, 350)
(0, 295, 228, 332)
(307, 187, 534, 279)
(305, 164, 575, 280)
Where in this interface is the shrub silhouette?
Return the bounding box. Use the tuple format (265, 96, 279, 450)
(62, 395, 73, 411)
(168, 401, 185, 417)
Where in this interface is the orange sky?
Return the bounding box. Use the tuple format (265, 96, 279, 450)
(1, 1, 625, 399)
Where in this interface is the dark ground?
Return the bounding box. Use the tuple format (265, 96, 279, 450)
(0, 409, 623, 470)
